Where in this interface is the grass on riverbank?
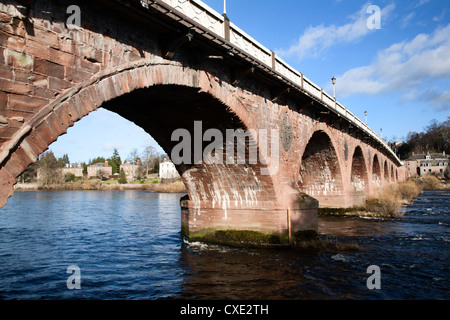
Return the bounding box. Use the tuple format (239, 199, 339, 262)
(15, 179, 187, 193)
(147, 181, 186, 193)
(321, 176, 446, 218)
(366, 177, 445, 217)
(99, 180, 186, 192)
(415, 175, 444, 191)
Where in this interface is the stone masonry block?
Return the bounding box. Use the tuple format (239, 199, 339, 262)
(8, 93, 48, 112)
(3, 145, 33, 178)
(45, 112, 67, 138)
(35, 119, 58, 147)
(0, 78, 32, 95)
(34, 58, 65, 79)
(49, 47, 75, 66)
(23, 129, 48, 157)
(64, 66, 92, 83)
(48, 77, 72, 92)
(54, 103, 74, 128)
(4, 49, 33, 70)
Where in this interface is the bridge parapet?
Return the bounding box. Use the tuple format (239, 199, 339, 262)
(144, 0, 400, 165)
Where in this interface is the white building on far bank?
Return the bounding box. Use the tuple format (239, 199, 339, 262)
(159, 158, 180, 180)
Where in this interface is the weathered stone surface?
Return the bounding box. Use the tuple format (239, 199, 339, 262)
(0, 169, 15, 209)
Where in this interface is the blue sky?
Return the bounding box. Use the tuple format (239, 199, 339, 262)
(50, 0, 450, 163)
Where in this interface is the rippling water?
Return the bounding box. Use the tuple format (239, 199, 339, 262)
(0, 190, 448, 300)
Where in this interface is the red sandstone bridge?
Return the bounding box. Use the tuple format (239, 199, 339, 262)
(0, 0, 406, 244)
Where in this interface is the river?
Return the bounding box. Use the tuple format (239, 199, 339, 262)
(0, 190, 448, 300)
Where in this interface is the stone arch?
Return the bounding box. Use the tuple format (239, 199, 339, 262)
(391, 165, 395, 182)
(298, 130, 344, 207)
(372, 154, 382, 186)
(350, 146, 368, 192)
(383, 160, 389, 182)
(0, 61, 277, 210)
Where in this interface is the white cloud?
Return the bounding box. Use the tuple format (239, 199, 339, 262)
(415, 0, 431, 8)
(400, 12, 416, 28)
(277, 2, 395, 61)
(432, 10, 447, 22)
(334, 24, 450, 110)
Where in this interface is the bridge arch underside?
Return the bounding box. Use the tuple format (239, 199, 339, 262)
(383, 161, 389, 182)
(350, 146, 369, 206)
(372, 154, 382, 187)
(298, 131, 344, 208)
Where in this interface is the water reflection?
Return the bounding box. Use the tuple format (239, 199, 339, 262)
(318, 216, 409, 237)
(179, 243, 311, 300)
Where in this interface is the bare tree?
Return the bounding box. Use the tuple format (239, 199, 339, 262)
(136, 165, 146, 180)
(142, 146, 159, 175)
(406, 118, 450, 156)
(127, 148, 140, 163)
(96, 169, 110, 181)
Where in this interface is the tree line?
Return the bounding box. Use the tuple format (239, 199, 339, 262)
(392, 117, 449, 160)
(18, 146, 166, 184)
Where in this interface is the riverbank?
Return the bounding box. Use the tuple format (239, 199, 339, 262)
(15, 177, 448, 216)
(319, 176, 449, 218)
(14, 180, 187, 193)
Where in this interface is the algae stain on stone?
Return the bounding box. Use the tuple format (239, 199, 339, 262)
(19, 52, 33, 67)
(6, 49, 33, 69)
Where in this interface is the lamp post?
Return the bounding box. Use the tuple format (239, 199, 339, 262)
(380, 128, 383, 139)
(331, 76, 336, 99)
(222, 0, 230, 41)
(364, 111, 367, 125)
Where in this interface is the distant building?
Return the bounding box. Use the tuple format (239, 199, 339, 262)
(37, 163, 83, 180)
(87, 161, 112, 179)
(404, 152, 449, 177)
(62, 163, 83, 178)
(159, 158, 180, 180)
(120, 161, 144, 182)
(61, 167, 83, 178)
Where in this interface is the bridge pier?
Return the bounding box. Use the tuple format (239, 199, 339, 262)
(180, 193, 318, 246)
